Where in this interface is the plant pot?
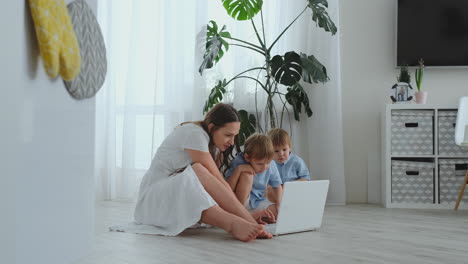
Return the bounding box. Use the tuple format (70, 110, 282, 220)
(415, 91, 428, 104)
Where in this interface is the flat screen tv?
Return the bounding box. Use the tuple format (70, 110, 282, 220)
(397, 0, 468, 67)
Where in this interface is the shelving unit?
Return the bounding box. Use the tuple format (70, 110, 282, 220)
(382, 104, 468, 209)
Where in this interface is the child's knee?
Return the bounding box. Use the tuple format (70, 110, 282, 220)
(239, 171, 254, 183)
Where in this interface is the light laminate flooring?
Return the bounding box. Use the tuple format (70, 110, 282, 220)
(75, 201, 468, 264)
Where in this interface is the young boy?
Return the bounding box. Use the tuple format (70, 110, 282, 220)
(266, 128, 310, 202)
(224, 133, 283, 221)
(268, 128, 311, 183)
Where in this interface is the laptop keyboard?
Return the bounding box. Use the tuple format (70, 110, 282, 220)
(264, 223, 277, 234)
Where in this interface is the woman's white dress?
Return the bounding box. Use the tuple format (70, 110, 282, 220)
(133, 123, 217, 236)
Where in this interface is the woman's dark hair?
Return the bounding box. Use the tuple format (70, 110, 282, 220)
(199, 103, 240, 173)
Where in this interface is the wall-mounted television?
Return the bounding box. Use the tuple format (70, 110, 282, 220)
(397, 0, 468, 67)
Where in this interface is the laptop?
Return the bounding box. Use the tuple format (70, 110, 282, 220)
(264, 180, 329, 236)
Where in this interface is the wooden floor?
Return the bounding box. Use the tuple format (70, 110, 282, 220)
(75, 201, 468, 264)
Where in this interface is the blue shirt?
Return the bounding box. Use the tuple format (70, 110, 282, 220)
(274, 153, 311, 183)
(225, 152, 282, 209)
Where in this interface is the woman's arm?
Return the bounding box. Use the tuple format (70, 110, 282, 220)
(185, 149, 232, 191)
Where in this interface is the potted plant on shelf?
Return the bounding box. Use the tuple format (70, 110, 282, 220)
(390, 65, 413, 103)
(198, 0, 337, 145)
(414, 58, 427, 104)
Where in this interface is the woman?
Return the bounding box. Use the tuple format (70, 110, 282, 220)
(134, 103, 272, 242)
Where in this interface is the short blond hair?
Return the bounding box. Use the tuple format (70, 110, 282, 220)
(244, 133, 274, 160)
(268, 128, 291, 147)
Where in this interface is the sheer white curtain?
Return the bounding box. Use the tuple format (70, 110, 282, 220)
(95, 0, 209, 200)
(95, 0, 345, 204)
(293, 0, 346, 205)
(274, 1, 345, 205)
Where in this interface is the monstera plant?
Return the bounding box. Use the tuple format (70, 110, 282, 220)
(199, 0, 337, 145)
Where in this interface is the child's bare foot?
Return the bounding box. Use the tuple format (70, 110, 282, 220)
(229, 218, 261, 242)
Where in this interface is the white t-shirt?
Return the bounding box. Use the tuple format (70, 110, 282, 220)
(133, 123, 217, 236)
(140, 123, 210, 187)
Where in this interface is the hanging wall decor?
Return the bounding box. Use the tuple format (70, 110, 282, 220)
(64, 0, 107, 100)
(29, 0, 81, 81)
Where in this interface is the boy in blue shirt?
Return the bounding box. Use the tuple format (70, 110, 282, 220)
(266, 128, 310, 201)
(224, 134, 283, 221)
(268, 128, 311, 182)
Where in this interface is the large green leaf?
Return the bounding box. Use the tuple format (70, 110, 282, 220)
(237, 109, 257, 146)
(270, 51, 303, 86)
(285, 83, 313, 121)
(300, 53, 329, 84)
(307, 0, 337, 35)
(199, 21, 231, 75)
(221, 0, 263, 21)
(203, 79, 227, 114)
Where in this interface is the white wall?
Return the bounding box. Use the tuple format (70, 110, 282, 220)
(340, 0, 468, 203)
(0, 2, 20, 263)
(0, 1, 97, 263)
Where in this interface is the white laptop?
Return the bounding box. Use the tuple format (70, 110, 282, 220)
(264, 180, 329, 236)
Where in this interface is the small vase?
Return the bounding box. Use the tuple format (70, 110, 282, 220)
(415, 91, 428, 104)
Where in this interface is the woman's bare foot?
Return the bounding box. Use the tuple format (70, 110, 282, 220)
(229, 218, 261, 242)
(256, 226, 273, 239)
(200, 205, 272, 242)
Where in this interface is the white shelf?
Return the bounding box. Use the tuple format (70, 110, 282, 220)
(438, 156, 468, 159)
(388, 104, 457, 110)
(385, 203, 468, 210)
(382, 104, 468, 209)
(391, 155, 435, 158)
(391, 155, 468, 158)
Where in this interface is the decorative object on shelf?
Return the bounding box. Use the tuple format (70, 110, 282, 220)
(199, 0, 337, 145)
(414, 58, 427, 104)
(390, 65, 413, 103)
(63, 0, 107, 100)
(28, 0, 81, 81)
